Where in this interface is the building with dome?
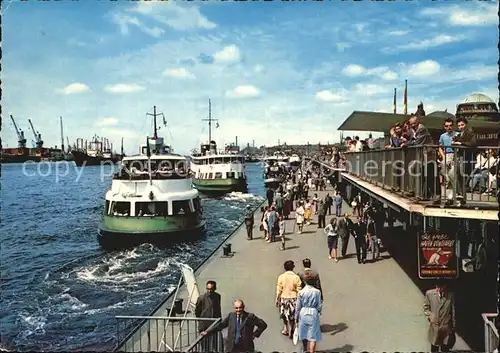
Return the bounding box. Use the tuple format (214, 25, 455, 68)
(456, 93, 499, 122)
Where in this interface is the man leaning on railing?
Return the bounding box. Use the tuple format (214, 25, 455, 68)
(451, 117, 476, 204)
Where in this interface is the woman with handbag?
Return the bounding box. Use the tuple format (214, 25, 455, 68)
(295, 270, 322, 353)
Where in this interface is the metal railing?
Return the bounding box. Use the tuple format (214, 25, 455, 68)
(482, 313, 499, 352)
(342, 145, 498, 206)
(116, 316, 223, 352)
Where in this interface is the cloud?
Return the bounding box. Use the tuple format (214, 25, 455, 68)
(336, 42, 351, 52)
(354, 83, 391, 96)
(111, 13, 165, 38)
(58, 83, 90, 95)
(383, 34, 464, 53)
(407, 60, 441, 77)
(253, 65, 264, 73)
(213, 45, 241, 64)
(103, 84, 146, 93)
(342, 64, 398, 81)
(388, 30, 409, 36)
(226, 85, 260, 99)
(95, 117, 119, 127)
(315, 90, 347, 103)
(126, 1, 217, 31)
(420, 3, 498, 27)
(163, 68, 196, 79)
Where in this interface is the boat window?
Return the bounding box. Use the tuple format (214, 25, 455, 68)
(227, 172, 235, 178)
(193, 197, 201, 211)
(215, 172, 223, 179)
(110, 201, 131, 216)
(223, 157, 230, 163)
(136, 202, 168, 216)
(233, 157, 244, 164)
(105, 200, 110, 215)
(173, 200, 192, 215)
(208, 173, 213, 179)
(237, 172, 244, 179)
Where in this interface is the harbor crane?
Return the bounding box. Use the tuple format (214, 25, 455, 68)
(28, 118, 44, 149)
(10, 114, 26, 148)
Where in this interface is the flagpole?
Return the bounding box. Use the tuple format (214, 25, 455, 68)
(393, 88, 397, 114)
(403, 79, 408, 115)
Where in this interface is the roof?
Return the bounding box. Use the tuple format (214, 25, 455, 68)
(462, 93, 495, 104)
(338, 111, 500, 132)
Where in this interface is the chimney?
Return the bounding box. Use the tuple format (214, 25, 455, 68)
(403, 79, 408, 115)
(393, 88, 397, 114)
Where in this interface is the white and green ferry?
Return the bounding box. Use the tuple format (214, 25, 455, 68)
(189, 100, 248, 195)
(97, 107, 205, 249)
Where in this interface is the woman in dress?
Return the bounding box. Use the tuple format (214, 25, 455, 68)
(295, 270, 322, 353)
(261, 206, 270, 240)
(304, 200, 312, 225)
(295, 201, 305, 234)
(312, 193, 319, 215)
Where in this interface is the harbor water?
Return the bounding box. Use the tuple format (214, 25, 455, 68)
(0, 162, 265, 352)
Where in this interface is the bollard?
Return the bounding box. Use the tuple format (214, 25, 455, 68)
(222, 245, 230, 257)
(174, 299, 184, 314)
(226, 243, 232, 254)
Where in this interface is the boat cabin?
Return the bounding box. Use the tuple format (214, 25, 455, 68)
(105, 197, 201, 217)
(114, 156, 188, 180)
(190, 155, 245, 165)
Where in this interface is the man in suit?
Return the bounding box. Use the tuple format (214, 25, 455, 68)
(298, 258, 323, 301)
(337, 214, 352, 258)
(452, 117, 477, 203)
(352, 217, 367, 264)
(201, 299, 268, 353)
(195, 280, 222, 352)
(403, 116, 437, 200)
(423, 281, 456, 352)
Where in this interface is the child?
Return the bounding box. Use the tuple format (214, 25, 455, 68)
(279, 213, 286, 250)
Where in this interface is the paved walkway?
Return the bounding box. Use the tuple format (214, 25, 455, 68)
(194, 187, 470, 352)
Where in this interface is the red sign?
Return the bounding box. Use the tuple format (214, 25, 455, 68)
(417, 232, 459, 279)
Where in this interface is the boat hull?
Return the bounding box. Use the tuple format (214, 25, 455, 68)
(192, 177, 248, 194)
(97, 214, 205, 250)
(71, 150, 119, 167)
(1, 154, 42, 164)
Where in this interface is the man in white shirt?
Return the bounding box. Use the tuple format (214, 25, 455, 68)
(354, 136, 363, 152)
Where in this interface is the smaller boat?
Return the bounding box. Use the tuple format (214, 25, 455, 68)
(264, 162, 285, 188)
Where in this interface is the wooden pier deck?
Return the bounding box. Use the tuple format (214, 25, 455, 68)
(119, 187, 471, 352)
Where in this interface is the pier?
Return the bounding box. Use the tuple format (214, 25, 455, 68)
(114, 185, 476, 352)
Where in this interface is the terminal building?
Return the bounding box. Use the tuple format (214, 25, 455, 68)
(324, 91, 499, 352)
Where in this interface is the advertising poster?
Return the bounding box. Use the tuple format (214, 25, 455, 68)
(417, 231, 459, 279)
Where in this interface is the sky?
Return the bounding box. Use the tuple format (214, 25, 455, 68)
(1, 0, 498, 155)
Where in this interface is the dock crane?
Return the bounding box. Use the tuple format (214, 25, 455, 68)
(28, 119, 44, 149)
(10, 114, 27, 148)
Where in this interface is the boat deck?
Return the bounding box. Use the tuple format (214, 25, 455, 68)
(119, 187, 471, 352)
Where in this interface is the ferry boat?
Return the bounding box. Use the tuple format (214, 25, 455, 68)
(189, 100, 248, 195)
(97, 107, 205, 249)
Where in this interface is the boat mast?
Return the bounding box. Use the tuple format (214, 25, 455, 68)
(60, 116, 65, 154)
(202, 99, 218, 144)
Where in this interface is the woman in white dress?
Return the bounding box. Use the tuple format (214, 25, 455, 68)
(295, 201, 305, 234)
(295, 270, 322, 353)
(261, 206, 270, 240)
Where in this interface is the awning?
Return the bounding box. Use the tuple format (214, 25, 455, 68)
(337, 111, 500, 132)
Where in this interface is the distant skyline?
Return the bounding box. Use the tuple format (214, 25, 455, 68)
(2, 0, 498, 155)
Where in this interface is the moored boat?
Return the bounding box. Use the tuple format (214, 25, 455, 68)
(97, 106, 205, 250)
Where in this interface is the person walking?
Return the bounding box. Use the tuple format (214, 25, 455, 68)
(333, 191, 343, 216)
(324, 218, 339, 262)
(275, 260, 302, 338)
(423, 281, 456, 352)
(244, 205, 254, 240)
(366, 213, 379, 261)
(298, 258, 323, 301)
(295, 270, 322, 353)
(295, 201, 305, 234)
(195, 280, 222, 352)
(337, 214, 352, 258)
(317, 200, 327, 228)
(352, 217, 367, 264)
(279, 214, 286, 250)
(200, 299, 268, 353)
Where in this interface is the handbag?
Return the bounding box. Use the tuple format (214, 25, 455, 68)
(292, 328, 299, 345)
(259, 224, 264, 231)
(351, 200, 357, 207)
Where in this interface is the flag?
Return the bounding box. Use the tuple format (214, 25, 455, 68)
(216, 122, 220, 128)
(163, 116, 167, 126)
(403, 79, 408, 115)
(146, 136, 151, 157)
(393, 88, 397, 114)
